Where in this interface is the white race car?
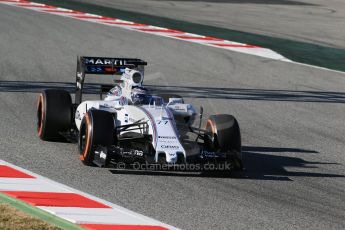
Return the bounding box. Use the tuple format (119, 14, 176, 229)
(36, 56, 242, 171)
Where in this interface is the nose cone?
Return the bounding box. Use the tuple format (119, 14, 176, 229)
(162, 151, 186, 164)
(165, 151, 178, 163)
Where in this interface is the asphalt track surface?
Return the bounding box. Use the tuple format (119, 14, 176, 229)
(32, 0, 345, 72)
(0, 4, 345, 230)
(72, 0, 345, 48)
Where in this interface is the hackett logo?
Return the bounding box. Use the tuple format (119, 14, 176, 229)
(161, 145, 179, 149)
(158, 136, 176, 139)
(84, 58, 128, 65)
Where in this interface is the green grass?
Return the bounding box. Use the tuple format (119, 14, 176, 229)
(0, 202, 61, 230)
(0, 193, 84, 230)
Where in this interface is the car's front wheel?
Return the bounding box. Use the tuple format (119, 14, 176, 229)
(79, 110, 115, 166)
(204, 114, 242, 170)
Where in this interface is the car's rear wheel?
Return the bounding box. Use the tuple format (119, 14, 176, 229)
(204, 114, 242, 170)
(79, 110, 115, 166)
(36, 89, 72, 141)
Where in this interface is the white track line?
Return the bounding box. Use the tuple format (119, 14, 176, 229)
(284, 60, 345, 75)
(0, 178, 70, 192)
(39, 207, 162, 225)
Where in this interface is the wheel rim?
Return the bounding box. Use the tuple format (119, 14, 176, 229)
(205, 120, 219, 151)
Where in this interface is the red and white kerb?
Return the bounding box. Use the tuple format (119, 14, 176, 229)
(0, 160, 178, 230)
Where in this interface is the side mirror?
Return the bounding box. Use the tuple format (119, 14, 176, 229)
(168, 98, 183, 104)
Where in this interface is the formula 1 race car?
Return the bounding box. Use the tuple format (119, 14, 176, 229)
(36, 56, 242, 171)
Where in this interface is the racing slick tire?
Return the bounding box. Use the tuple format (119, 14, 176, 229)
(79, 110, 115, 166)
(157, 94, 184, 104)
(204, 114, 243, 170)
(36, 89, 72, 141)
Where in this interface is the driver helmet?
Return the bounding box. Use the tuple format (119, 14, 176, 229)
(105, 85, 122, 101)
(131, 86, 151, 104)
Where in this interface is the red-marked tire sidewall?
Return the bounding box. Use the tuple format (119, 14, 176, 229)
(79, 113, 94, 165)
(37, 93, 45, 138)
(79, 110, 115, 166)
(36, 90, 72, 141)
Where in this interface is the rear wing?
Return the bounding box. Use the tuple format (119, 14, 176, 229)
(75, 56, 147, 104)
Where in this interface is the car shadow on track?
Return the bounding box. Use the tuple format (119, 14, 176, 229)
(109, 146, 344, 180)
(1, 81, 345, 103)
(234, 146, 344, 181)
